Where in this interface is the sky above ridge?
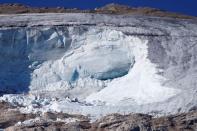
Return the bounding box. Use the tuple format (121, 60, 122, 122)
(0, 0, 197, 16)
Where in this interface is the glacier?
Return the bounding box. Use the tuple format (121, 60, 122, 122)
(0, 13, 197, 117)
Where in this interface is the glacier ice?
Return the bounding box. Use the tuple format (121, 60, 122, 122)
(0, 27, 134, 98)
(0, 13, 197, 117)
(0, 27, 179, 104)
(86, 37, 180, 105)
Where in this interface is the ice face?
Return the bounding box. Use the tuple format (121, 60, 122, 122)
(0, 27, 134, 97)
(0, 13, 197, 117)
(0, 28, 31, 93)
(60, 29, 134, 81)
(0, 26, 180, 105)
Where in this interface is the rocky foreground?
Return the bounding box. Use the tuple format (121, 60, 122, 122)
(0, 102, 196, 131)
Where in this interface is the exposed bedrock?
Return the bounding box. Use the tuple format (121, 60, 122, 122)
(0, 101, 196, 131)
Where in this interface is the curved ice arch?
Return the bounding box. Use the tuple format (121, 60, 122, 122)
(86, 36, 181, 105)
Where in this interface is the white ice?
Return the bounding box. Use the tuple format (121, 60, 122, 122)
(86, 36, 180, 105)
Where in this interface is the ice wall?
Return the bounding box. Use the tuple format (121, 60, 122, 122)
(0, 27, 134, 98)
(0, 26, 182, 106)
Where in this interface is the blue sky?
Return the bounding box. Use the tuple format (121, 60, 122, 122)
(0, 0, 197, 16)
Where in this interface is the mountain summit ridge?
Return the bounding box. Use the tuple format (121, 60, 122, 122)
(0, 3, 195, 19)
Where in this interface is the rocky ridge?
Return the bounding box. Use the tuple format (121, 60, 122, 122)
(0, 3, 195, 19)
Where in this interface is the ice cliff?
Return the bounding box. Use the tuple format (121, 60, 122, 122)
(0, 13, 197, 117)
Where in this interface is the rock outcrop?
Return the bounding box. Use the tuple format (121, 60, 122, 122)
(0, 102, 90, 130)
(0, 102, 36, 129)
(91, 112, 197, 131)
(1, 102, 196, 131)
(4, 110, 197, 131)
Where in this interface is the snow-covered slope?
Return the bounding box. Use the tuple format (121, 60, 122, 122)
(0, 13, 197, 117)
